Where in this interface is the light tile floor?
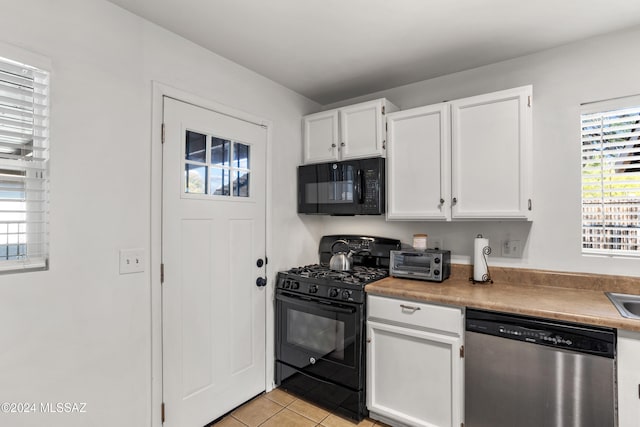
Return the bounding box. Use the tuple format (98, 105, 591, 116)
(210, 389, 389, 427)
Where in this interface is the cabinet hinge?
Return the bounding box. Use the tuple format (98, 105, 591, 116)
(460, 345, 464, 358)
(382, 105, 385, 115)
(161, 263, 165, 283)
(528, 199, 532, 211)
(161, 123, 165, 144)
(161, 402, 165, 423)
(461, 423, 465, 427)
(527, 95, 532, 107)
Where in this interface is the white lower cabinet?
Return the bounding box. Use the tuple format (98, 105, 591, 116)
(366, 295, 464, 427)
(618, 329, 640, 427)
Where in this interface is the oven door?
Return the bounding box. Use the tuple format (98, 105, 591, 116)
(275, 291, 364, 390)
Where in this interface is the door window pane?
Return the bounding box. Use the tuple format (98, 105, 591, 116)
(183, 132, 251, 198)
(233, 171, 250, 197)
(210, 167, 230, 196)
(234, 143, 250, 169)
(185, 131, 206, 162)
(212, 137, 230, 166)
(185, 164, 207, 194)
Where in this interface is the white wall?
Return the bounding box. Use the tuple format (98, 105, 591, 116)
(0, 1, 320, 426)
(316, 25, 640, 278)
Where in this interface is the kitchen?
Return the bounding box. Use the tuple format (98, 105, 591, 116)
(1, 1, 640, 427)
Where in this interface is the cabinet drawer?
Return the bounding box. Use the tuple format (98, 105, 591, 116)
(367, 295, 462, 335)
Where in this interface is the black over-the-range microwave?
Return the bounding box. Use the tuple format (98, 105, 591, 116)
(297, 157, 385, 215)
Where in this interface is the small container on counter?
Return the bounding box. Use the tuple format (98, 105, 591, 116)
(413, 234, 428, 251)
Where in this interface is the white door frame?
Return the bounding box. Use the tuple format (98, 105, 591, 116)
(150, 81, 274, 427)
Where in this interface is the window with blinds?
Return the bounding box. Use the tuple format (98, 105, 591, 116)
(0, 55, 49, 272)
(581, 99, 640, 256)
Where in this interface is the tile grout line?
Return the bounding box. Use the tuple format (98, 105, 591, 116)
(256, 402, 287, 426)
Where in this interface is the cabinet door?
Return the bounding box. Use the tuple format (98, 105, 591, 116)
(386, 104, 450, 220)
(367, 320, 463, 427)
(451, 86, 532, 219)
(618, 330, 640, 427)
(339, 100, 385, 160)
(303, 110, 339, 164)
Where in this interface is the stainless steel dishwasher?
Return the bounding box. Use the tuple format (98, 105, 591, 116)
(465, 309, 616, 427)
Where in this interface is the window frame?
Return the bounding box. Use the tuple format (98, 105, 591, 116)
(0, 43, 50, 274)
(580, 95, 640, 257)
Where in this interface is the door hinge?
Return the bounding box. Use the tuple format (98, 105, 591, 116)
(527, 95, 532, 107)
(161, 123, 165, 144)
(460, 345, 465, 358)
(161, 263, 165, 283)
(161, 402, 165, 423)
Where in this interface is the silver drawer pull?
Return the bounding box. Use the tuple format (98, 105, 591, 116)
(400, 304, 421, 313)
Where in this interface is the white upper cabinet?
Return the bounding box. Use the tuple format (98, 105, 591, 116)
(303, 99, 398, 164)
(303, 110, 339, 163)
(451, 85, 532, 219)
(386, 85, 533, 221)
(386, 104, 450, 220)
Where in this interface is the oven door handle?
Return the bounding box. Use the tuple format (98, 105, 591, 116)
(276, 293, 357, 314)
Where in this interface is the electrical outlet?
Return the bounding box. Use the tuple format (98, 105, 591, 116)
(119, 248, 145, 274)
(502, 240, 522, 258)
(430, 237, 443, 250)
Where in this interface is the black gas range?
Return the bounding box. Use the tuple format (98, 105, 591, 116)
(275, 235, 401, 421)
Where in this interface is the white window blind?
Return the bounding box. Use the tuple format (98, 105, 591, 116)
(0, 55, 49, 272)
(581, 100, 640, 256)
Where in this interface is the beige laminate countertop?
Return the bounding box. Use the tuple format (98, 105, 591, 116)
(365, 265, 640, 332)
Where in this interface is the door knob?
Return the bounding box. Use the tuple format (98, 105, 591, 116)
(256, 277, 267, 287)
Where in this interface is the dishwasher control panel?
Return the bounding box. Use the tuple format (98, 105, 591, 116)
(466, 309, 616, 358)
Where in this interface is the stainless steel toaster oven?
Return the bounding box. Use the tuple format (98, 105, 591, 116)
(390, 249, 451, 282)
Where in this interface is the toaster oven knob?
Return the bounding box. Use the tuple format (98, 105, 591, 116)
(329, 288, 339, 297)
(309, 285, 318, 294)
(434, 270, 440, 276)
(434, 257, 441, 264)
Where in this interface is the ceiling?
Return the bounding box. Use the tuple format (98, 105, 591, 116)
(107, 0, 640, 105)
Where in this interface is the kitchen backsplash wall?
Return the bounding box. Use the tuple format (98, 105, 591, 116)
(315, 24, 640, 278)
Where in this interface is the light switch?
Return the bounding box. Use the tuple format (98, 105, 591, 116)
(119, 248, 145, 274)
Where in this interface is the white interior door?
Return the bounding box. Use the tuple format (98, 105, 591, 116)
(162, 97, 267, 427)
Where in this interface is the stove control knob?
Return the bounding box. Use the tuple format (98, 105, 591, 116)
(329, 288, 339, 297)
(434, 257, 441, 264)
(309, 285, 318, 294)
(291, 281, 300, 290)
(342, 290, 352, 300)
(284, 280, 291, 289)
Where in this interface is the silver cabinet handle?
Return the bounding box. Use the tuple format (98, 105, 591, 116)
(440, 198, 445, 204)
(452, 197, 458, 205)
(400, 304, 421, 313)
(340, 142, 346, 147)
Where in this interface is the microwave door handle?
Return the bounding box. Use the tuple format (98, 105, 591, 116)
(356, 169, 364, 204)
